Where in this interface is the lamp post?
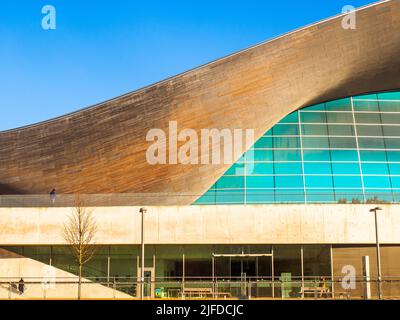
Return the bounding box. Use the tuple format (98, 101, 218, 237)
(139, 207, 147, 300)
(369, 207, 383, 299)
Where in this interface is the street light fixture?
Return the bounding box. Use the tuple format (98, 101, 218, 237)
(139, 207, 147, 300)
(369, 207, 383, 300)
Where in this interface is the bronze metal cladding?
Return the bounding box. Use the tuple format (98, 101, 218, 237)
(1, 1, 400, 204)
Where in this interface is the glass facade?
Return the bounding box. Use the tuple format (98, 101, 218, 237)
(195, 91, 400, 205)
(2, 245, 330, 284)
(5, 244, 400, 299)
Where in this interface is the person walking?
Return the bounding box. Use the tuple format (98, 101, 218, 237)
(18, 278, 25, 295)
(50, 189, 56, 205)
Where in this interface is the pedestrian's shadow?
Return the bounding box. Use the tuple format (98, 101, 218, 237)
(0, 282, 21, 295)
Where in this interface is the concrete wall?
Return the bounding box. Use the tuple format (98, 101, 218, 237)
(0, 204, 399, 245)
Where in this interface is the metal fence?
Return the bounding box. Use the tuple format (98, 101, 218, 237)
(0, 193, 398, 207)
(2, 277, 400, 300)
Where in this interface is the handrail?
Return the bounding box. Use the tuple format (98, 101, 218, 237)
(0, 193, 398, 207)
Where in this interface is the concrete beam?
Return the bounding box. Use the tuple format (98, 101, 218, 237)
(0, 204, 399, 245)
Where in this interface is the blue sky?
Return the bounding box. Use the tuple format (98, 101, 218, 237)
(0, 0, 374, 131)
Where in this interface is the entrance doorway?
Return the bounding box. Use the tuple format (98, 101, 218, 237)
(137, 267, 155, 299)
(213, 253, 274, 298)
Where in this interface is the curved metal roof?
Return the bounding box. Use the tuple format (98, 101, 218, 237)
(1, 0, 399, 205)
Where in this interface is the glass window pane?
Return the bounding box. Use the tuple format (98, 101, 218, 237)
(383, 126, 400, 137)
(155, 245, 183, 279)
(247, 163, 273, 175)
(360, 151, 387, 162)
(305, 175, 334, 188)
(23, 246, 51, 265)
(275, 163, 303, 175)
(216, 176, 244, 189)
(377, 91, 400, 101)
(365, 190, 393, 203)
(216, 190, 244, 204)
(301, 124, 328, 136)
(300, 112, 327, 124)
(275, 175, 303, 188)
(333, 175, 362, 188)
(381, 113, 400, 124)
(247, 190, 275, 204)
(353, 99, 379, 111)
(253, 137, 273, 149)
(389, 163, 400, 175)
(355, 113, 381, 124)
(303, 245, 332, 278)
(331, 150, 359, 161)
(275, 190, 305, 203)
(359, 138, 385, 149)
(357, 125, 383, 137)
(253, 150, 273, 162)
(52, 246, 79, 275)
(184, 246, 212, 278)
(326, 112, 353, 124)
(302, 137, 330, 149)
(394, 191, 400, 203)
(273, 124, 299, 136)
(195, 190, 216, 205)
(328, 125, 355, 136)
(387, 151, 400, 162)
(362, 163, 389, 175)
(274, 150, 302, 161)
(109, 246, 138, 279)
(279, 112, 299, 124)
(307, 190, 335, 203)
(246, 176, 274, 189)
(303, 150, 331, 161)
(330, 137, 357, 149)
(378, 101, 400, 112)
(356, 93, 378, 100)
(326, 98, 351, 111)
(264, 128, 273, 136)
(225, 163, 245, 175)
(304, 163, 332, 175)
(385, 138, 400, 149)
(274, 245, 302, 280)
(332, 163, 360, 175)
(364, 176, 391, 189)
(274, 137, 300, 149)
(306, 103, 326, 111)
(391, 177, 400, 189)
(334, 189, 364, 202)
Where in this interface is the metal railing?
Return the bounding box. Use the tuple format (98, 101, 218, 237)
(0, 193, 398, 207)
(2, 276, 400, 300)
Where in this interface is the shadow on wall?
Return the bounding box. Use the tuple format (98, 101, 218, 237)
(0, 184, 26, 195)
(0, 248, 24, 260)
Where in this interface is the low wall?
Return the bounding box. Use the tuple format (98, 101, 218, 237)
(0, 204, 399, 245)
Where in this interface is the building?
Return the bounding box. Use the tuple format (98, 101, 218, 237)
(1, 0, 400, 299)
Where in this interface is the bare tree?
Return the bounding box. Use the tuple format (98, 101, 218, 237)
(63, 197, 97, 300)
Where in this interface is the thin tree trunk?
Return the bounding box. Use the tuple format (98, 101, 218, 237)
(78, 264, 82, 300)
